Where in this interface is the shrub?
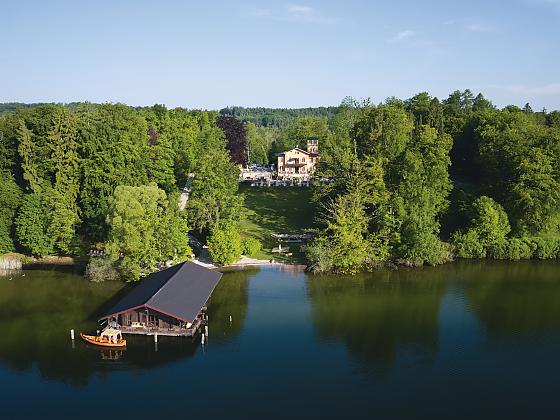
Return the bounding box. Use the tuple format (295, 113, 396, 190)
(488, 238, 532, 260)
(452, 230, 486, 259)
(241, 237, 262, 257)
(85, 256, 120, 283)
(306, 237, 334, 274)
(531, 236, 560, 259)
(509, 238, 534, 260)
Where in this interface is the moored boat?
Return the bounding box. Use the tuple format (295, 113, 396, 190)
(80, 328, 127, 348)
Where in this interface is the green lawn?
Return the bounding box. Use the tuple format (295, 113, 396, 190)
(238, 184, 317, 262)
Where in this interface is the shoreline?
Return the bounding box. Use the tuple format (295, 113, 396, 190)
(192, 256, 308, 272)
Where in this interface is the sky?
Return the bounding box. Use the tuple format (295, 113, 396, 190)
(1, 0, 559, 110)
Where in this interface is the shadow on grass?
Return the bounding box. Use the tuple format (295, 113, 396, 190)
(239, 185, 317, 262)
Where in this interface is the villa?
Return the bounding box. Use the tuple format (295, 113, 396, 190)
(276, 138, 320, 180)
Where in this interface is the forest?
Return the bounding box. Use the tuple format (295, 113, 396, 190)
(1, 90, 560, 278)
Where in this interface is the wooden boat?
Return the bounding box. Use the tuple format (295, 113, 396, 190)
(80, 328, 127, 348)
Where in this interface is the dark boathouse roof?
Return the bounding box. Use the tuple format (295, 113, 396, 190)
(101, 262, 222, 322)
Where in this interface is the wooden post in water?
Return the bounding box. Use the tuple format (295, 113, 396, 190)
(205, 325, 208, 337)
(70, 329, 75, 340)
(201, 333, 205, 346)
(154, 333, 158, 343)
(229, 315, 232, 325)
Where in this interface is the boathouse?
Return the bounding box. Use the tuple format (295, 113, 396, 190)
(100, 262, 222, 336)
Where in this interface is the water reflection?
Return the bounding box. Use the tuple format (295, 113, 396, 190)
(206, 268, 251, 344)
(0, 267, 199, 384)
(307, 267, 447, 372)
(458, 261, 560, 339)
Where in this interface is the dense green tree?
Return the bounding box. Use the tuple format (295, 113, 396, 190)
(17, 120, 43, 193)
(469, 196, 511, 245)
(278, 116, 329, 152)
(187, 126, 242, 233)
(245, 122, 269, 165)
(352, 105, 413, 160)
(0, 175, 23, 253)
(105, 183, 191, 281)
(78, 104, 150, 241)
(47, 109, 81, 253)
(207, 222, 242, 265)
(15, 193, 53, 256)
(308, 190, 377, 274)
(392, 127, 453, 265)
(143, 106, 177, 192)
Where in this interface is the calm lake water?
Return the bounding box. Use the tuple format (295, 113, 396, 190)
(1, 261, 559, 419)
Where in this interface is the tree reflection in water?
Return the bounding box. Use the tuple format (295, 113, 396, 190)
(307, 267, 447, 374)
(459, 260, 560, 339)
(206, 268, 251, 344)
(0, 267, 208, 384)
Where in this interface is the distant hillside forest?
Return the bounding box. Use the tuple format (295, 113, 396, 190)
(1, 90, 560, 277)
(219, 105, 338, 128)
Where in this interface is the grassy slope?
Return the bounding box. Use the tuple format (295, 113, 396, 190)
(239, 184, 317, 262)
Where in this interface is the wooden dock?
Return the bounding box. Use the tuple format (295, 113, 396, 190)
(115, 315, 206, 337)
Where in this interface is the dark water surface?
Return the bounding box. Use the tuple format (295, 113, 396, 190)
(1, 261, 559, 419)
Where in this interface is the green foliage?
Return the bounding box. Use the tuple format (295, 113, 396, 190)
(0, 175, 23, 253)
(241, 237, 261, 257)
(451, 196, 511, 259)
(207, 223, 242, 265)
(47, 109, 81, 253)
(220, 106, 337, 128)
(469, 196, 511, 245)
(274, 116, 329, 154)
(353, 105, 413, 160)
(475, 110, 560, 234)
(105, 184, 191, 281)
(2, 94, 560, 272)
(15, 193, 54, 256)
(531, 236, 560, 259)
(245, 122, 269, 165)
(452, 230, 486, 258)
(309, 194, 371, 274)
(17, 119, 43, 193)
(487, 238, 533, 260)
(308, 166, 390, 273)
(187, 126, 242, 233)
(79, 104, 151, 241)
(392, 126, 453, 266)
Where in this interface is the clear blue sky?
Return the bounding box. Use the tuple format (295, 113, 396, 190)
(2, 0, 559, 110)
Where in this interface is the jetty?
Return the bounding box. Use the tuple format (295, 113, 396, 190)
(99, 261, 222, 337)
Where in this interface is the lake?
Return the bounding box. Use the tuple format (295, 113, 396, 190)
(0, 261, 559, 419)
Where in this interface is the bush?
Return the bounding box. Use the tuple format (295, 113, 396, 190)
(241, 237, 262, 257)
(452, 230, 486, 259)
(85, 256, 120, 283)
(488, 238, 532, 260)
(531, 236, 560, 259)
(207, 224, 242, 265)
(306, 237, 334, 273)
